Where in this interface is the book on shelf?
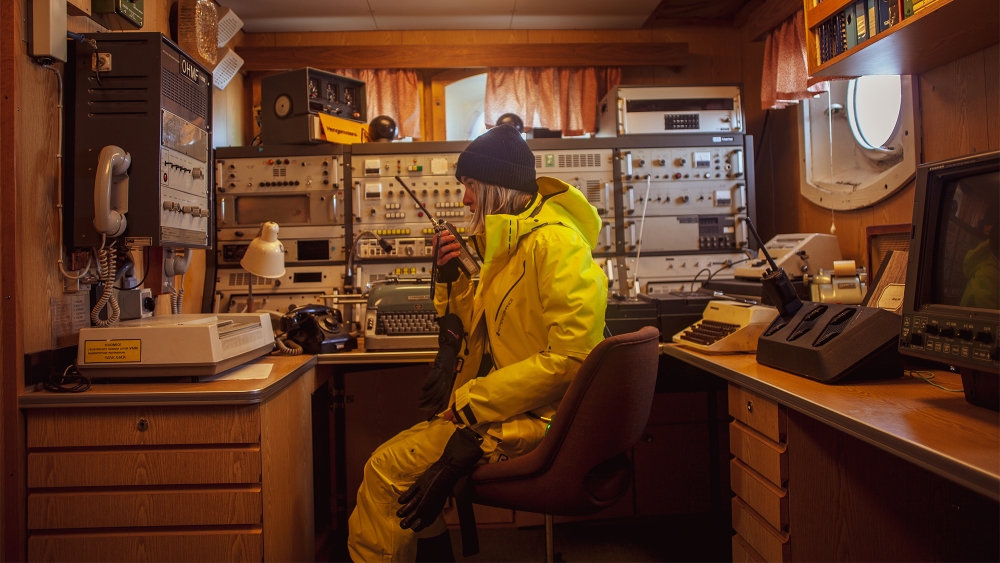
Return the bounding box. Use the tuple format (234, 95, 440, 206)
(902, 0, 914, 18)
(855, 0, 869, 43)
(845, 8, 858, 49)
(912, 0, 938, 13)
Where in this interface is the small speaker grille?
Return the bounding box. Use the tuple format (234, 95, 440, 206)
(162, 68, 207, 120)
(558, 153, 602, 168)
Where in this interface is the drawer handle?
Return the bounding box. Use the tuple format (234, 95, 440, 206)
(137, 418, 149, 432)
(746, 400, 753, 414)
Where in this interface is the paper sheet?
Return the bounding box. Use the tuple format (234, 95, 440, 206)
(216, 363, 274, 380)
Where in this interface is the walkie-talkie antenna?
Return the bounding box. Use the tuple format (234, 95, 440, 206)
(743, 217, 779, 273)
(395, 176, 438, 228)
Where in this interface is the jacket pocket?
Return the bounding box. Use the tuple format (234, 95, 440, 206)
(493, 260, 527, 329)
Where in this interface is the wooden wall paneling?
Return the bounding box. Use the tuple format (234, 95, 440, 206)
(747, 0, 803, 41)
(2, 0, 26, 558)
(786, 409, 1000, 562)
(919, 49, 990, 163)
(983, 44, 1000, 150)
(260, 369, 315, 562)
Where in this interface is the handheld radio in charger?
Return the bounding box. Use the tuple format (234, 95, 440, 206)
(395, 176, 481, 278)
(743, 218, 803, 318)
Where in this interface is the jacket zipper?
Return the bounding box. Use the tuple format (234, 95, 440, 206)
(494, 260, 527, 323)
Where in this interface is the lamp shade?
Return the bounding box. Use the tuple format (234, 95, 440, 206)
(240, 222, 286, 278)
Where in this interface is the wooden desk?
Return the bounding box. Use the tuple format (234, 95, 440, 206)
(662, 344, 1000, 562)
(20, 355, 318, 563)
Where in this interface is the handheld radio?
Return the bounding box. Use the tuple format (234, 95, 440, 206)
(395, 176, 481, 278)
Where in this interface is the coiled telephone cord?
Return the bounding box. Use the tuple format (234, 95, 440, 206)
(275, 337, 303, 356)
(91, 236, 120, 327)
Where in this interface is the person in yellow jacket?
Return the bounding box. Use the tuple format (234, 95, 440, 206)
(348, 125, 608, 562)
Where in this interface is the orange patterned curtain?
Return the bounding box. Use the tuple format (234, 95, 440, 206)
(484, 67, 621, 136)
(335, 69, 422, 139)
(761, 10, 826, 110)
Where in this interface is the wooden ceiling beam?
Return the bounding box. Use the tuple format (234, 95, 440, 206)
(747, 0, 802, 41)
(236, 42, 689, 71)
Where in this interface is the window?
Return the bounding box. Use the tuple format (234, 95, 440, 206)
(444, 74, 489, 141)
(798, 75, 917, 210)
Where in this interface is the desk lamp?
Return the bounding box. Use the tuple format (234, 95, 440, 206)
(240, 222, 285, 313)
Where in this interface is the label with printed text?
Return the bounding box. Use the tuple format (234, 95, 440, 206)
(84, 340, 141, 363)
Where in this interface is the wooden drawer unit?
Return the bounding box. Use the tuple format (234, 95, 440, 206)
(730, 458, 788, 531)
(730, 420, 787, 488)
(732, 534, 766, 563)
(28, 447, 261, 488)
(28, 531, 263, 563)
(732, 497, 789, 563)
(728, 384, 786, 443)
(27, 405, 260, 448)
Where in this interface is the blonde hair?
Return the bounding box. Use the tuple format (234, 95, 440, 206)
(464, 179, 534, 235)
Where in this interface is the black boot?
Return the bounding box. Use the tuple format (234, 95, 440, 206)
(415, 531, 456, 563)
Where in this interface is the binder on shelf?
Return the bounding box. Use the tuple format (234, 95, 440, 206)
(855, 1, 869, 43)
(902, 0, 914, 18)
(877, 0, 892, 33)
(845, 8, 857, 49)
(867, 0, 877, 38)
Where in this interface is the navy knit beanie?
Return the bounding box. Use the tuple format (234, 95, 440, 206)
(455, 124, 537, 195)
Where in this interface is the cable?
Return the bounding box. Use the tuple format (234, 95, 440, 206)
(906, 370, 963, 393)
(115, 247, 149, 290)
(91, 235, 121, 327)
(631, 175, 653, 295)
(43, 65, 93, 282)
(708, 258, 751, 281)
(275, 337, 303, 355)
(36, 364, 92, 393)
(690, 268, 712, 292)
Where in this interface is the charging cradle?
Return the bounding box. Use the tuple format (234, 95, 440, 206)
(756, 303, 903, 383)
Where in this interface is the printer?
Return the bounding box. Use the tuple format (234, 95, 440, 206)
(77, 313, 275, 378)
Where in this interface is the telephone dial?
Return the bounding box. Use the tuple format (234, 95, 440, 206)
(280, 305, 357, 354)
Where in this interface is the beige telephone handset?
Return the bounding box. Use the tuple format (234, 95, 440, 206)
(94, 145, 131, 237)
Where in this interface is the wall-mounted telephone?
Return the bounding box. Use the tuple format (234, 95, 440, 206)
(280, 305, 357, 354)
(93, 145, 130, 237)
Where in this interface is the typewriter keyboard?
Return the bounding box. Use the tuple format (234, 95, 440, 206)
(376, 312, 439, 335)
(678, 320, 740, 346)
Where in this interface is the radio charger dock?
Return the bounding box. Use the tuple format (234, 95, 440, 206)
(756, 303, 902, 383)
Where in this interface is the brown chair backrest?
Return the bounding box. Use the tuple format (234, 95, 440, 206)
(467, 326, 660, 516)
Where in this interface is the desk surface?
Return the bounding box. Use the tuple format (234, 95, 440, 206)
(19, 355, 318, 408)
(662, 344, 1000, 501)
(317, 339, 436, 364)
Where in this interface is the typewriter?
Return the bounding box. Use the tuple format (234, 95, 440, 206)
(363, 282, 440, 351)
(672, 300, 778, 353)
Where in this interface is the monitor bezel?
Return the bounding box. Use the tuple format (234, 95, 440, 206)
(902, 150, 1000, 323)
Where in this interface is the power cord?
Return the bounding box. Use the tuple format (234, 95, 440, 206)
(35, 365, 92, 393)
(906, 370, 963, 393)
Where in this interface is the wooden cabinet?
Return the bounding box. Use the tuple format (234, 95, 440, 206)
(803, 0, 999, 78)
(727, 383, 789, 563)
(21, 358, 317, 563)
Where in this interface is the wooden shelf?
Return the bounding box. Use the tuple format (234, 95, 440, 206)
(804, 0, 999, 78)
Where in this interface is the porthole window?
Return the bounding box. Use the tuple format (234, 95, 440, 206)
(847, 75, 903, 155)
(798, 75, 918, 210)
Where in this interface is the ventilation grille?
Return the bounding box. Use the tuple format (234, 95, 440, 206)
(558, 153, 602, 168)
(272, 167, 287, 177)
(535, 155, 542, 168)
(585, 180, 603, 205)
(162, 68, 208, 120)
(228, 273, 275, 287)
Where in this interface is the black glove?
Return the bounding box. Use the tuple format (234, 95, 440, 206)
(397, 427, 483, 532)
(418, 314, 464, 413)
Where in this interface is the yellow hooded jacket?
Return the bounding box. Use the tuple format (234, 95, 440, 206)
(434, 176, 608, 454)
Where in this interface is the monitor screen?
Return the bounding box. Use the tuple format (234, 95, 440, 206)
(930, 170, 999, 310)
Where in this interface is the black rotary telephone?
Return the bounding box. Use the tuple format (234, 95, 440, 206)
(280, 305, 357, 354)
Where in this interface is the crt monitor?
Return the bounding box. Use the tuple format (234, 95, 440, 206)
(899, 149, 999, 388)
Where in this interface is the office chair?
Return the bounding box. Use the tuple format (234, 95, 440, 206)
(456, 326, 660, 562)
